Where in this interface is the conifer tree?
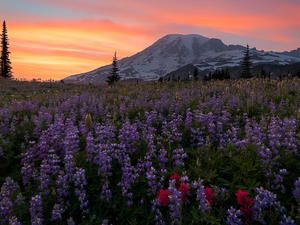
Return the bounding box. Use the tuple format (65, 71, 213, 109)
(261, 68, 266, 81)
(240, 44, 252, 79)
(106, 51, 120, 85)
(0, 21, 13, 79)
(193, 68, 198, 81)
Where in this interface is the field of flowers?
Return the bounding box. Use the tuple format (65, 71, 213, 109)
(1, 77, 300, 225)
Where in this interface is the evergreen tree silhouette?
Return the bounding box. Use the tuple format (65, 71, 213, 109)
(193, 68, 198, 81)
(106, 51, 120, 85)
(0, 21, 13, 79)
(240, 44, 252, 79)
(296, 70, 300, 79)
(261, 68, 266, 81)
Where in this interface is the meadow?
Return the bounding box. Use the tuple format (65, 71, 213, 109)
(0, 77, 300, 225)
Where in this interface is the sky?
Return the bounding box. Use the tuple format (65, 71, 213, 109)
(1, 0, 300, 80)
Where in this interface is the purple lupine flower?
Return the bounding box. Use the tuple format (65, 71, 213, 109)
(64, 153, 75, 178)
(172, 148, 188, 169)
(278, 214, 296, 225)
(269, 101, 276, 115)
(118, 122, 140, 154)
(184, 108, 193, 130)
(67, 217, 75, 225)
(151, 198, 166, 225)
(272, 172, 286, 193)
(85, 132, 95, 163)
(117, 155, 139, 200)
(225, 206, 243, 225)
(157, 148, 168, 171)
(14, 193, 25, 206)
(168, 179, 181, 224)
(252, 187, 285, 224)
(293, 177, 300, 200)
(37, 160, 51, 196)
(192, 178, 208, 213)
(146, 166, 157, 195)
(0, 197, 13, 224)
(100, 181, 112, 202)
(8, 215, 21, 225)
(0, 177, 21, 223)
(47, 149, 60, 175)
(221, 187, 228, 199)
(50, 204, 65, 221)
(73, 167, 87, 190)
(30, 195, 44, 225)
(179, 171, 189, 183)
(101, 219, 111, 225)
(56, 170, 69, 198)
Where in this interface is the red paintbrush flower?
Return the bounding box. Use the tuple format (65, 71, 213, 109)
(205, 187, 214, 206)
(235, 190, 254, 224)
(157, 189, 170, 206)
(170, 173, 181, 186)
(178, 183, 189, 202)
(235, 189, 248, 205)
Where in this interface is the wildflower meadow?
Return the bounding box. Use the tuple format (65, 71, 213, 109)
(1, 77, 300, 224)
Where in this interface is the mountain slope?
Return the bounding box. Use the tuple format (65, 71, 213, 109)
(63, 34, 300, 84)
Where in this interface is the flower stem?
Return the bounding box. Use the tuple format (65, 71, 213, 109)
(180, 201, 183, 225)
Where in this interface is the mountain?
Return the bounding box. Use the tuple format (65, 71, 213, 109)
(63, 34, 300, 84)
(281, 48, 300, 58)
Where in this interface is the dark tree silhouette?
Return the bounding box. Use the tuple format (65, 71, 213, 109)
(172, 74, 176, 82)
(0, 21, 13, 79)
(240, 44, 252, 79)
(193, 68, 198, 81)
(261, 68, 266, 81)
(106, 51, 120, 85)
(203, 68, 230, 81)
(296, 70, 300, 79)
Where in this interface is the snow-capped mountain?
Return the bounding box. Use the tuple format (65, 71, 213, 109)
(63, 34, 300, 84)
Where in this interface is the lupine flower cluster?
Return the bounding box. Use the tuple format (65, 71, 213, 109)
(1, 78, 300, 223)
(225, 206, 244, 225)
(30, 195, 44, 225)
(252, 187, 286, 224)
(156, 174, 190, 224)
(0, 177, 24, 224)
(192, 178, 209, 213)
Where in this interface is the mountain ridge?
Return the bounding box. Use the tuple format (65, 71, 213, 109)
(63, 34, 300, 84)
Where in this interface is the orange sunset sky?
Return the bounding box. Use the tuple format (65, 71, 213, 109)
(1, 0, 300, 80)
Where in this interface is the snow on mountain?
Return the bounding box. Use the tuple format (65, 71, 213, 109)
(63, 34, 300, 84)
